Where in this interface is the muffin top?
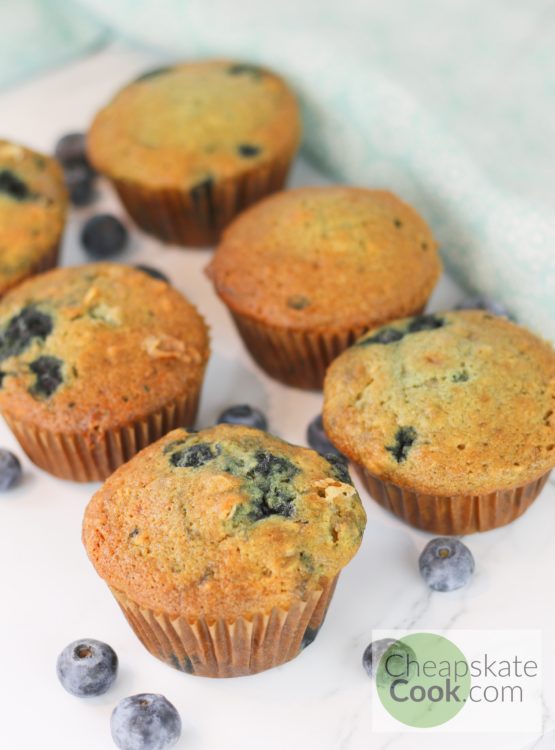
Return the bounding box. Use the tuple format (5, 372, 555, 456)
(207, 187, 440, 331)
(83, 425, 366, 619)
(0, 264, 209, 433)
(87, 60, 300, 190)
(0, 140, 67, 295)
(323, 311, 555, 495)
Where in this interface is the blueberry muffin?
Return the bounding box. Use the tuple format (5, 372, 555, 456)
(87, 60, 301, 247)
(0, 140, 67, 296)
(323, 310, 555, 534)
(82, 425, 366, 677)
(207, 187, 440, 388)
(0, 264, 209, 481)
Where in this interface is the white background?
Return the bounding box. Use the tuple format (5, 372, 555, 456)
(0, 44, 554, 750)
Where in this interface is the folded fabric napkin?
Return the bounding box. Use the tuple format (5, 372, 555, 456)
(4, 0, 555, 341)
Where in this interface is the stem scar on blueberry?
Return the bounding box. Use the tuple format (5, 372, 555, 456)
(75, 645, 93, 659)
(437, 547, 451, 558)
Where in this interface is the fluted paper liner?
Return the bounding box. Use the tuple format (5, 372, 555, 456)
(2, 389, 200, 482)
(230, 304, 427, 390)
(359, 467, 551, 535)
(109, 575, 339, 678)
(230, 313, 370, 390)
(110, 154, 293, 248)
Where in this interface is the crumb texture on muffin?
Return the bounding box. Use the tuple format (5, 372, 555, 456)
(87, 60, 300, 190)
(0, 140, 67, 294)
(208, 187, 441, 331)
(83, 425, 366, 619)
(0, 263, 209, 433)
(323, 311, 555, 495)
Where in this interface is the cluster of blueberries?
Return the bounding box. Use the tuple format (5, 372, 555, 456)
(56, 639, 181, 750)
(56, 132, 167, 270)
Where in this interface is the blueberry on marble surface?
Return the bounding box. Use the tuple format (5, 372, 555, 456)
(135, 265, 170, 284)
(64, 162, 95, 206)
(362, 638, 416, 685)
(54, 132, 90, 167)
(81, 214, 128, 258)
(217, 404, 268, 431)
(454, 296, 512, 319)
(56, 638, 118, 697)
(307, 414, 343, 457)
(0, 449, 22, 490)
(111, 694, 181, 750)
(419, 537, 475, 592)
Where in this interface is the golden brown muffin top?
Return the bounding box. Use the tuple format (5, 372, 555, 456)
(0, 140, 67, 295)
(83, 425, 366, 619)
(323, 311, 555, 495)
(207, 187, 441, 331)
(87, 60, 300, 191)
(0, 263, 209, 434)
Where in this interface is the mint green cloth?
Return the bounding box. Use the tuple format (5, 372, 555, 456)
(0, 0, 107, 89)
(4, 0, 555, 341)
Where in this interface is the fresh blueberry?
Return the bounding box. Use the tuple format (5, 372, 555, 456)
(454, 296, 512, 319)
(0, 449, 22, 490)
(54, 133, 91, 169)
(419, 537, 475, 592)
(307, 414, 343, 458)
(56, 638, 118, 697)
(135, 265, 170, 284)
(362, 638, 416, 685)
(81, 214, 128, 258)
(111, 694, 181, 750)
(64, 162, 95, 206)
(217, 404, 268, 431)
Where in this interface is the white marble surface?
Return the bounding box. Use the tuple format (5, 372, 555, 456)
(0, 45, 554, 750)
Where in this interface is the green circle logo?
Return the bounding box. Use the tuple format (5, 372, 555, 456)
(376, 633, 471, 728)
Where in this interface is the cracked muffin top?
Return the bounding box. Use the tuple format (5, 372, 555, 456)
(83, 425, 366, 619)
(207, 187, 440, 331)
(0, 140, 67, 296)
(87, 60, 300, 190)
(323, 311, 555, 495)
(0, 263, 209, 433)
